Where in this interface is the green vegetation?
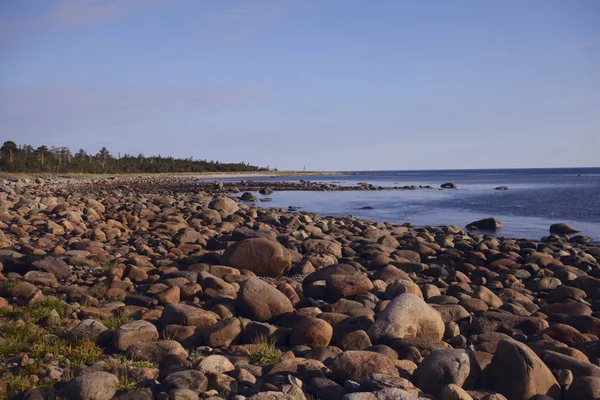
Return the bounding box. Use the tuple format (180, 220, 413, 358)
(105, 313, 134, 330)
(104, 355, 156, 370)
(90, 282, 109, 298)
(27, 298, 68, 322)
(97, 262, 119, 274)
(0, 280, 17, 297)
(0, 297, 68, 323)
(0, 140, 268, 174)
(247, 334, 282, 365)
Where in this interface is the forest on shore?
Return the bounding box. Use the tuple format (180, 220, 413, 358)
(0, 141, 268, 174)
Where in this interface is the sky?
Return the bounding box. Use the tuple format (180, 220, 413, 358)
(0, 0, 599, 171)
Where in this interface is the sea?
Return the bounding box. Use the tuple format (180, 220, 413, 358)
(212, 168, 600, 242)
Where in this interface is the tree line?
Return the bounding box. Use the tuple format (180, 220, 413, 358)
(0, 141, 269, 174)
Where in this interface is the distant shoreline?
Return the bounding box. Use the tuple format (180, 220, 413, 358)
(0, 170, 340, 180)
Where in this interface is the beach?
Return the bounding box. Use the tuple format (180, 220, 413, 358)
(0, 176, 599, 399)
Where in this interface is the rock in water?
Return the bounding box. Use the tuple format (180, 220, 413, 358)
(488, 339, 561, 400)
(237, 278, 293, 321)
(466, 218, 502, 231)
(550, 223, 579, 234)
(240, 192, 257, 202)
(441, 182, 458, 189)
(221, 238, 292, 277)
(368, 293, 445, 343)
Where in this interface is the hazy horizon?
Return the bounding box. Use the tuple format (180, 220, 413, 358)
(1, 0, 599, 171)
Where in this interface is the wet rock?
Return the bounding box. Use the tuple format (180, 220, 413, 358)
(550, 223, 579, 235)
(466, 218, 502, 231)
(441, 183, 458, 189)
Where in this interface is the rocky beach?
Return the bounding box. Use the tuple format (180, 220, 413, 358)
(1, 176, 600, 400)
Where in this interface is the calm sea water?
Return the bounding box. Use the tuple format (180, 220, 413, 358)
(216, 168, 600, 242)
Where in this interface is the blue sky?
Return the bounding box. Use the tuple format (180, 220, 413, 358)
(0, 0, 598, 171)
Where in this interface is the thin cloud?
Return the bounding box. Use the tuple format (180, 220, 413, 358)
(0, 84, 270, 141)
(0, 0, 181, 44)
(560, 40, 594, 51)
(48, 0, 180, 31)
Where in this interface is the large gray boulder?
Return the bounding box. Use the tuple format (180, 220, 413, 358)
(368, 293, 445, 343)
(62, 371, 118, 400)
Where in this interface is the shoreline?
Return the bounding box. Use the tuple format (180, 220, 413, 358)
(0, 175, 599, 399)
(0, 170, 340, 181)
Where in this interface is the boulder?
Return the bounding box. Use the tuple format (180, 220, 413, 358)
(565, 376, 600, 400)
(162, 370, 208, 394)
(550, 223, 579, 235)
(302, 239, 343, 258)
(31, 256, 70, 279)
(62, 371, 118, 400)
(114, 320, 159, 351)
(238, 278, 294, 321)
(330, 351, 399, 383)
(368, 293, 445, 343)
(159, 303, 219, 327)
(415, 349, 473, 396)
(466, 218, 502, 231)
(441, 183, 458, 189)
(66, 319, 108, 343)
(290, 317, 333, 347)
(487, 339, 561, 400)
(208, 197, 239, 213)
(198, 355, 235, 375)
(126, 340, 188, 363)
(221, 238, 292, 277)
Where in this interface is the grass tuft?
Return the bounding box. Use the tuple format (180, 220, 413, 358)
(27, 297, 68, 322)
(105, 355, 156, 370)
(114, 369, 140, 393)
(90, 282, 108, 298)
(0, 280, 17, 297)
(105, 313, 134, 330)
(97, 262, 118, 274)
(247, 334, 282, 365)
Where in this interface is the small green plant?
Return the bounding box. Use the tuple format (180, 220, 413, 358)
(115, 369, 139, 393)
(26, 297, 68, 322)
(97, 262, 118, 274)
(105, 313, 134, 330)
(247, 334, 282, 365)
(0, 280, 17, 297)
(104, 355, 156, 370)
(161, 329, 177, 341)
(0, 322, 44, 356)
(65, 339, 104, 366)
(90, 282, 108, 297)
